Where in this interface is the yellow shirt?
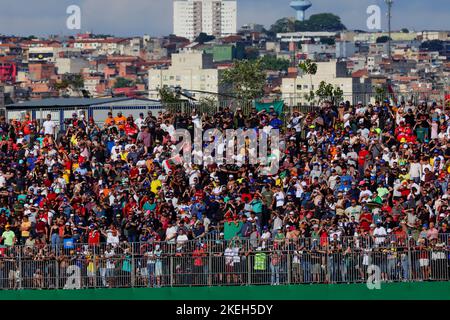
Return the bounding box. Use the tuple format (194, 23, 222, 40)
(72, 163, 79, 172)
(151, 179, 162, 194)
(63, 171, 70, 184)
(21, 221, 31, 237)
(120, 152, 129, 161)
(70, 135, 78, 146)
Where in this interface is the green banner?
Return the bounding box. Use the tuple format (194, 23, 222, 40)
(254, 100, 284, 114)
(224, 221, 243, 240)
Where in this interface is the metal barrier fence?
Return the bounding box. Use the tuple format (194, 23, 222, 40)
(282, 91, 447, 108)
(0, 249, 448, 289)
(1, 232, 446, 255)
(0, 234, 449, 289)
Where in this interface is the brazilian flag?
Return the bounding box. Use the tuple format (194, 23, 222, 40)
(254, 100, 284, 115)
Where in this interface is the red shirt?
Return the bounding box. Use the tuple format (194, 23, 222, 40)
(35, 221, 46, 234)
(124, 124, 138, 136)
(358, 149, 369, 166)
(360, 213, 372, 232)
(194, 189, 205, 201)
(241, 193, 252, 202)
(22, 120, 34, 135)
(88, 230, 100, 245)
(123, 201, 136, 218)
(47, 192, 57, 203)
(193, 248, 205, 266)
(130, 167, 139, 179)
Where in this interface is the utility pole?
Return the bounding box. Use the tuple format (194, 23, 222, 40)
(386, 0, 393, 60)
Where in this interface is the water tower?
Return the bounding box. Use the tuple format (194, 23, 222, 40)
(290, 0, 312, 21)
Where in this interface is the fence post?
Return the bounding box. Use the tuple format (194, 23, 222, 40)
(131, 246, 135, 288)
(18, 248, 22, 290)
(326, 242, 330, 284)
(407, 237, 413, 282)
(287, 252, 291, 285)
(93, 246, 97, 290)
(247, 253, 251, 286)
(208, 252, 212, 286)
(55, 249, 59, 289)
(170, 256, 174, 287)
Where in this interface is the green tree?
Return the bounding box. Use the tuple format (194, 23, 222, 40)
(315, 81, 343, 104)
(114, 77, 135, 89)
(65, 74, 84, 89)
(260, 55, 290, 72)
(294, 13, 346, 32)
(269, 18, 296, 33)
(56, 74, 84, 97)
(298, 59, 317, 105)
(374, 85, 388, 102)
(376, 36, 392, 43)
(159, 87, 181, 103)
(298, 59, 317, 92)
(197, 96, 218, 114)
(401, 28, 409, 33)
(55, 80, 69, 91)
(303, 90, 316, 105)
(221, 59, 266, 101)
(270, 14, 346, 33)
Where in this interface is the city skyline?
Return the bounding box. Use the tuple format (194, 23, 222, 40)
(0, 0, 449, 37)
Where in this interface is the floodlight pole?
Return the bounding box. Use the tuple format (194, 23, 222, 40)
(386, 0, 393, 60)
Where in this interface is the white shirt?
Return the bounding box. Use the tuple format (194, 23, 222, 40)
(409, 163, 422, 179)
(189, 170, 201, 187)
(176, 234, 189, 244)
(161, 123, 175, 137)
(224, 248, 234, 266)
(106, 231, 120, 246)
(105, 250, 115, 268)
(134, 118, 145, 130)
(274, 192, 285, 207)
(0, 174, 6, 188)
(166, 226, 178, 243)
(43, 120, 56, 135)
(273, 216, 283, 231)
(373, 226, 387, 244)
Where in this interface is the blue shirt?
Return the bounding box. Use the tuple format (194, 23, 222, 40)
(26, 156, 37, 171)
(269, 118, 283, 129)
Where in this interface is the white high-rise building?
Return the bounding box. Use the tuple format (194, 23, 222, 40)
(173, 0, 237, 41)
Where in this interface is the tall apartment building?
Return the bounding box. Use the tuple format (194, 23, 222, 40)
(173, 0, 237, 41)
(148, 51, 229, 101)
(281, 60, 373, 106)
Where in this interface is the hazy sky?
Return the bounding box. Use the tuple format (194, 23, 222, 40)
(1, 0, 449, 37)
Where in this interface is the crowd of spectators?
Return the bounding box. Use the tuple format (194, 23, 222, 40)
(0, 98, 449, 288)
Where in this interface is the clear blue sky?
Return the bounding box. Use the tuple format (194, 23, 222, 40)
(1, 0, 449, 37)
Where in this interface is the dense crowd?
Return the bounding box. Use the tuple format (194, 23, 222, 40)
(0, 98, 449, 288)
